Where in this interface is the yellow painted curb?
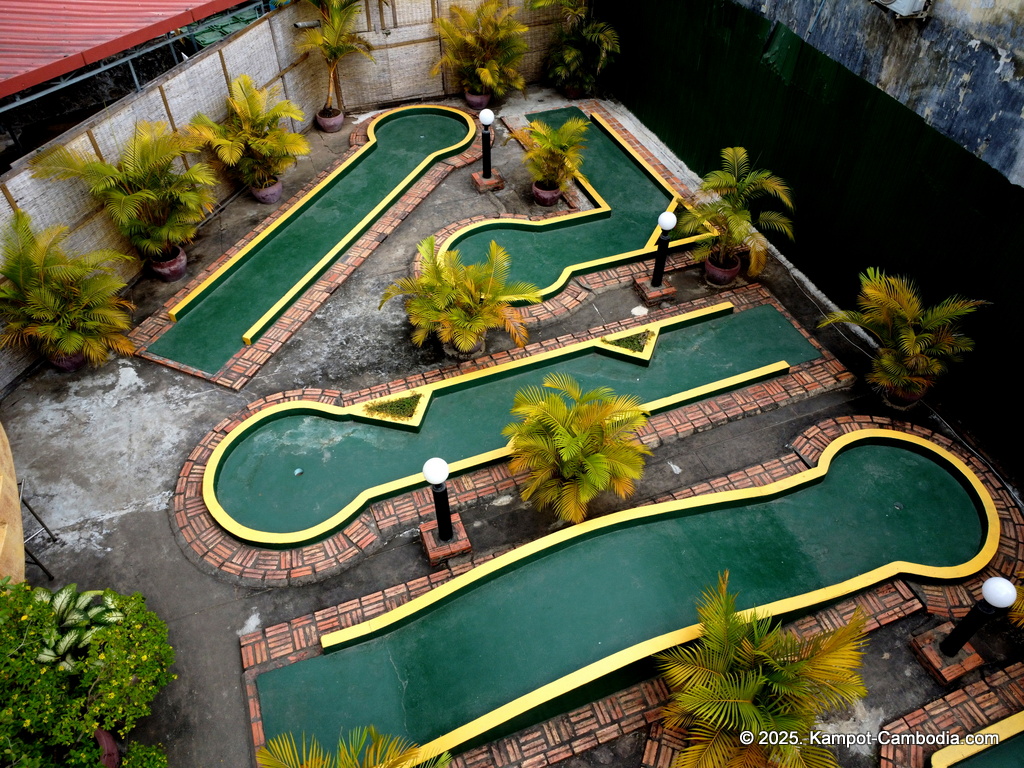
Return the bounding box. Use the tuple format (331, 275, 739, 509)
(931, 710, 1024, 766)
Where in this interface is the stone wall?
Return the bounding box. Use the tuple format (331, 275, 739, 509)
(733, 0, 1024, 186)
(0, 0, 558, 392)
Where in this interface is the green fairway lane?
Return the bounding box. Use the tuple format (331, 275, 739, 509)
(146, 108, 475, 374)
(209, 303, 821, 544)
(254, 432, 995, 756)
(449, 107, 677, 292)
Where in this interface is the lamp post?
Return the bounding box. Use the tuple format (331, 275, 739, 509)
(651, 210, 677, 288)
(480, 109, 495, 180)
(940, 576, 1018, 656)
(423, 457, 453, 542)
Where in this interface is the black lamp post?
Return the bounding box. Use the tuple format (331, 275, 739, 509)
(480, 108, 495, 180)
(651, 211, 677, 288)
(940, 576, 1017, 656)
(423, 457, 453, 542)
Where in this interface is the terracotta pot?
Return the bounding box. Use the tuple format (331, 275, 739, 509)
(95, 727, 120, 767)
(531, 182, 562, 207)
(881, 387, 926, 410)
(49, 351, 87, 372)
(316, 108, 345, 133)
(442, 336, 486, 360)
(703, 257, 741, 286)
(149, 246, 188, 282)
(464, 91, 491, 110)
(251, 178, 283, 204)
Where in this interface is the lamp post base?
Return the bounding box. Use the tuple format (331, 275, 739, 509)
(419, 513, 472, 567)
(632, 276, 677, 307)
(909, 622, 985, 685)
(472, 168, 505, 193)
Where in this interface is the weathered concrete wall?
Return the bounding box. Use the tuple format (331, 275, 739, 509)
(736, 0, 1024, 185)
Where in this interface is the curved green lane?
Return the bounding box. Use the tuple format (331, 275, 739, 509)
(255, 434, 993, 755)
(147, 108, 475, 374)
(212, 304, 820, 544)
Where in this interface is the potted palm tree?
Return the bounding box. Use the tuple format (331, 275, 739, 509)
(295, 0, 374, 132)
(30, 121, 216, 282)
(502, 373, 651, 524)
(188, 74, 310, 204)
(0, 211, 136, 371)
(818, 267, 986, 407)
(379, 235, 542, 358)
(433, 0, 528, 109)
(529, 0, 620, 98)
(507, 116, 588, 206)
(673, 146, 794, 285)
(657, 573, 867, 768)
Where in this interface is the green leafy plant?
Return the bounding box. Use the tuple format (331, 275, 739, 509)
(0, 210, 136, 368)
(122, 743, 169, 768)
(507, 116, 589, 193)
(657, 573, 867, 768)
(363, 392, 422, 420)
(0, 578, 175, 767)
(32, 583, 125, 671)
(188, 74, 310, 191)
(602, 330, 650, 353)
(529, 0, 620, 96)
(30, 121, 216, 260)
(379, 236, 542, 354)
(296, 0, 375, 118)
(673, 146, 794, 278)
(502, 372, 651, 524)
(433, 1, 528, 99)
(257, 726, 452, 768)
(818, 267, 985, 403)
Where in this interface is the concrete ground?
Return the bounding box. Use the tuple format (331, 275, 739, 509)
(3, 89, 1019, 767)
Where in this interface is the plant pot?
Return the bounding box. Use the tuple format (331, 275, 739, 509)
(443, 337, 486, 360)
(703, 257, 741, 286)
(464, 91, 491, 110)
(251, 178, 283, 204)
(95, 728, 120, 767)
(49, 351, 87, 372)
(560, 84, 584, 100)
(880, 388, 925, 410)
(531, 181, 562, 207)
(316, 108, 345, 133)
(149, 246, 188, 282)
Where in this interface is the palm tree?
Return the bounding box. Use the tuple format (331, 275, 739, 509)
(296, 0, 375, 120)
(674, 147, 794, 280)
(188, 74, 310, 194)
(433, 1, 528, 100)
(502, 372, 651, 524)
(818, 267, 985, 403)
(657, 573, 868, 768)
(507, 116, 589, 199)
(256, 726, 451, 768)
(529, 0, 620, 97)
(0, 210, 136, 368)
(379, 236, 542, 355)
(30, 121, 216, 262)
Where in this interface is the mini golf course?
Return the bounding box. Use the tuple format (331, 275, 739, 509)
(145, 106, 476, 375)
(206, 302, 821, 547)
(254, 429, 998, 757)
(143, 105, 710, 376)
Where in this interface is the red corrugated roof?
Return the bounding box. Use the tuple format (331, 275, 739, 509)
(0, 0, 247, 100)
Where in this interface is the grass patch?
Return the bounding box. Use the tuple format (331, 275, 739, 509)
(602, 330, 651, 353)
(363, 392, 422, 420)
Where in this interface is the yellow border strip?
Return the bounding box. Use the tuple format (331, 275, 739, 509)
(931, 710, 1024, 767)
(438, 113, 714, 300)
(204, 302, 755, 545)
(313, 429, 999, 758)
(166, 106, 476, 335)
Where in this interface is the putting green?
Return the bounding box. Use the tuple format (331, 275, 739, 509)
(145, 106, 476, 374)
(207, 302, 821, 546)
(255, 430, 998, 756)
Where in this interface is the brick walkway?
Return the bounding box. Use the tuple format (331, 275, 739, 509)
(239, 415, 1021, 768)
(171, 282, 851, 586)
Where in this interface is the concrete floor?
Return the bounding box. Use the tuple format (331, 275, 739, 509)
(3, 90, 1017, 767)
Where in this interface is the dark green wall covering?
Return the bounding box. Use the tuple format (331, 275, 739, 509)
(602, 0, 1021, 470)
